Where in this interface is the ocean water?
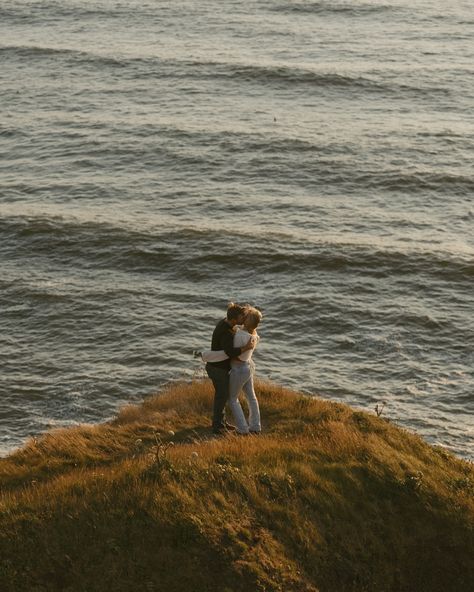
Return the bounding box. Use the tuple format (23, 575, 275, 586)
(0, 0, 472, 458)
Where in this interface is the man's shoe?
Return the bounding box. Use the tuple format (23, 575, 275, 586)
(249, 430, 261, 435)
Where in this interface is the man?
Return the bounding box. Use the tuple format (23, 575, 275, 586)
(206, 303, 254, 435)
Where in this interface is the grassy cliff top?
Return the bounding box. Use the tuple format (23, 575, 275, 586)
(1, 380, 473, 592)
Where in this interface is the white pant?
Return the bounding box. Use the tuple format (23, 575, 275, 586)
(229, 363, 261, 434)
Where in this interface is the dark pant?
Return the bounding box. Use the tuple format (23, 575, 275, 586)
(206, 363, 230, 431)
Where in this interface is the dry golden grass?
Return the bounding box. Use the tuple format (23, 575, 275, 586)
(1, 379, 473, 592)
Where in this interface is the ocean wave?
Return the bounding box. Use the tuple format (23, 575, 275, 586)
(0, 2, 136, 24)
(155, 60, 452, 99)
(4, 119, 470, 196)
(0, 44, 127, 68)
(0, 126, 29, 139)
(198, 61, 381, 90)
(0, 45, 76, 57)
(1, 1, 398, 26)
(1, 45, 370, 86)
(270, 1, 396, 16)
(356, 170, 474, 195)
(1, 214, 472, 283)
(0, 44, 451, 99)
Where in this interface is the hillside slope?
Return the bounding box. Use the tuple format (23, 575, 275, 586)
(1, 380, 473, 592)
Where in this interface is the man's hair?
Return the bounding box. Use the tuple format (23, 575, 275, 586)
(226, 302, 245, 321)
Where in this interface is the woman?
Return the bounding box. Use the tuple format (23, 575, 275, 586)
(201, 307, 263, 435)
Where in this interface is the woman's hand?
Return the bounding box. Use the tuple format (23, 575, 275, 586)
(242, 337, 255, 352)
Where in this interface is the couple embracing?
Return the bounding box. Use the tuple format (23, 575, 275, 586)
(202, 303, 262, 436)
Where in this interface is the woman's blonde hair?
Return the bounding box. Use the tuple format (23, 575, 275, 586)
(244, 307, 263, 331)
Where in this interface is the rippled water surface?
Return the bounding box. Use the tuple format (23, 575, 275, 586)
(1, 0, 473, 457)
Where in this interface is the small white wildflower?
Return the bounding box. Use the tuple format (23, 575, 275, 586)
(168, 430, 175, 437)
